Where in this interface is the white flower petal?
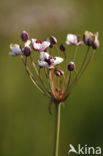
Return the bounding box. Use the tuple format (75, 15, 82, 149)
(9, 51, 23, 56)
(9, 52, 16, 56)
(33, 43, 41, 51)
(31, 39, 36, 43)
(66, 34, 78, 46)
(9, 44, 23, 56)
(32, 39, 41, 51)
(38, 61, 49, 67)
(9, 52, 22, 56)
(25, 40, 31, 47)
(40, 52, 50, 61)
(39, 41, 50, 51)
(52, 57, 64, 66)
(10, 44, 22, 53)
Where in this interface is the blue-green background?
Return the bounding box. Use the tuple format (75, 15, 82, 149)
(0, 0, 103, 156)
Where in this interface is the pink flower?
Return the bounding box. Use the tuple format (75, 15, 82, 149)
(9, 40, 31, 56)
(40, 52, 50, 61)
(38, 55, 64, 69)
(66, 34, 84, 46)
(66, 34, 79, 46)
(9, 44, 23, 56)
(32, 39, 50, 51)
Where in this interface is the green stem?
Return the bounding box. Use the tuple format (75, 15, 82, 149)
(54, 103, 61, 156)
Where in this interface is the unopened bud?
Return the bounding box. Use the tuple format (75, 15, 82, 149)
(50, 36, 57, 45)
(83, 31, 94, 46)
(59, 69, 64, 75)
(60, 44, 66, 51)
(55, 70, 61, 76)
(49, 44, 53, 48)
(23, 46, 31, 57)
(92, 32, 99, 49)
(21, 31, 29, 42)
(92, 40, 99, 49)
(54, 69, 64, 76)
(68, 61, 75, 71)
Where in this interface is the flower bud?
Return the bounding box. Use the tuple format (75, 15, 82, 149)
(59, 69, 64, 76)
(23, 46, 31, 57)
(92, 32, 100, 49)
(21, 31, 29, 42)
(60, 44, 66, 51)
(49, 44, 53, 48)
(83, 31, 94, 46)
(68, 61, 75, 71)
(54, 69, 64, 76)
(92, 40, 99, 49)
(50, 36, 57, 45)
(54, 70, 61, 76)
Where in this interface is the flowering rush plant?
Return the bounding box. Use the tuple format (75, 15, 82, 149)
(9, 30, 99, 156)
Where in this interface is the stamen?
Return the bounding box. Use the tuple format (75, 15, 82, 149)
(40, 40, 42, 44)
(36, 40, 40, 43)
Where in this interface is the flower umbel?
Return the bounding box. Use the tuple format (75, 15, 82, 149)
(9, 30, 100, 156)
(9, 30, 99, 103)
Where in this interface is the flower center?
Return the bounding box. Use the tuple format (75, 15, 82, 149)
(36, 40, 42, 44)
(45, 58, 54, 66)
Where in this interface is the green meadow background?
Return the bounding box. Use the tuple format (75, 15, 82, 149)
(0, 0, 103, 156)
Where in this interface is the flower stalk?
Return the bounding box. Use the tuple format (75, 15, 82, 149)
(54, 102, 61, 156)
(21, 56, 45, 95)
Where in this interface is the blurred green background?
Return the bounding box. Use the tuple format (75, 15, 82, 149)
(0, 0, 103, 156)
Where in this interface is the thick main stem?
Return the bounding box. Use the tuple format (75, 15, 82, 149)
(54, 103, 61, 156)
